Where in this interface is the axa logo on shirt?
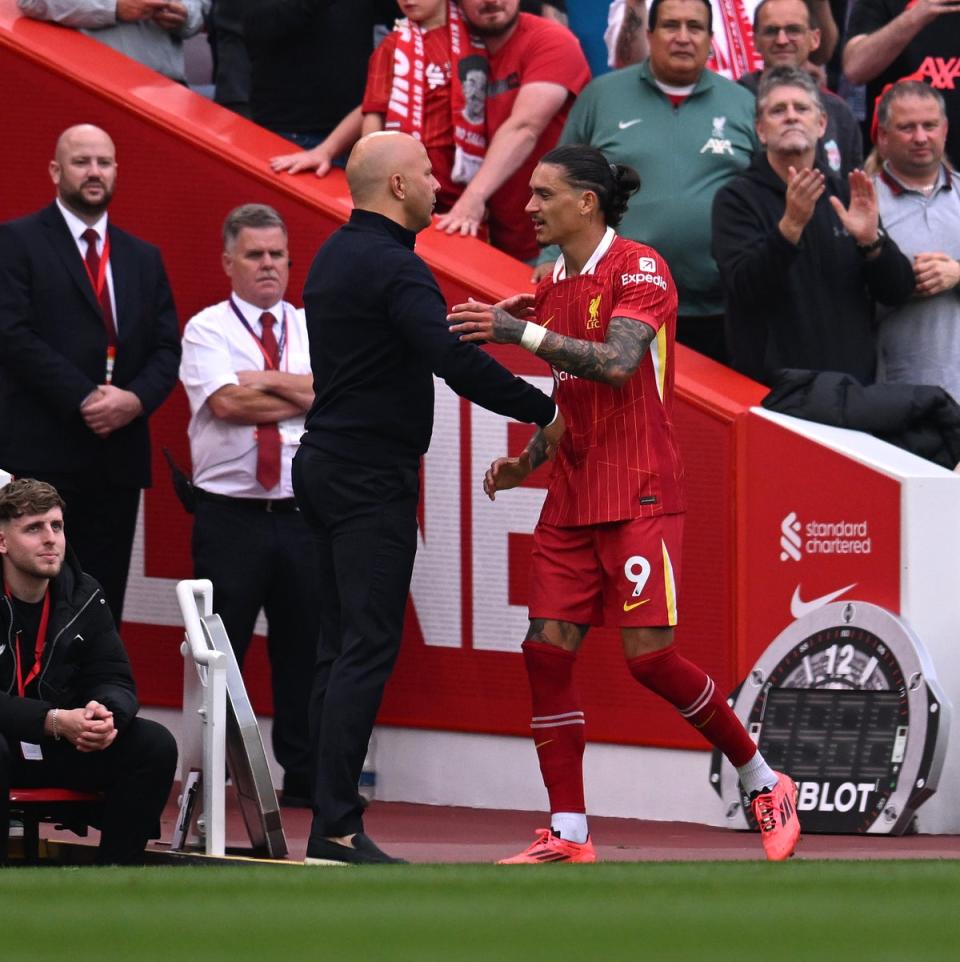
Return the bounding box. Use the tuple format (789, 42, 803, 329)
(621, 271, 667, 290)
(700, 137, 734, 156)
(917, 56, 960, 90)
(700, 115, 734, 155)
(779, 511, 873, 562)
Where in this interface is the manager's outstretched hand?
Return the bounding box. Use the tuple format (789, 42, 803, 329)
(542, 408, 565, 459)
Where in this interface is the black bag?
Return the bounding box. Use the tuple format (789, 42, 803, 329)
(162, 447, 197, 513)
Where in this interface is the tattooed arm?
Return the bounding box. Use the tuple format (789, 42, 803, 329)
(448, 301, 656, 389)
(538, 317, 655, 388)
(482, 426, 552, 501)
(613, 0, 648, 69)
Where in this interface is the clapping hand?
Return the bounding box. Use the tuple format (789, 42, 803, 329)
(829, 169, 880, 247)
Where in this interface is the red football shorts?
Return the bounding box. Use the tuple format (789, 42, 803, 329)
(527, 514, 684, 628)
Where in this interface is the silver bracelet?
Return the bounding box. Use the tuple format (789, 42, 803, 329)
(51, 708, 61, 741)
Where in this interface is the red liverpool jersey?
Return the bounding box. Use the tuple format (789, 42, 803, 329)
(537, 230, 686, 527)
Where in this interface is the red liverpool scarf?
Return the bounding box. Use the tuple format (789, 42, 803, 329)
(708, 0, 762, 79)
(384, 1, 487, 184)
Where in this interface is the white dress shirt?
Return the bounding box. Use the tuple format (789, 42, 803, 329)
(180, 294, 312, 498)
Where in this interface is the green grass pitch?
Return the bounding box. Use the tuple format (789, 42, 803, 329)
(3, 861, 959, 961)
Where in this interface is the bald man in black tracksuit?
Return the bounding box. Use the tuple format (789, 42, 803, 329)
(294, 132, 563, 865)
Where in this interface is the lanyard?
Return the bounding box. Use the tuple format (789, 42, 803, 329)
(3, 585, 51, 697)
(80, 231, 116, 382)
(228, 297, 288, 371)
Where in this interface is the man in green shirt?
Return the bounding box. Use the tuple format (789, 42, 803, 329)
(536, 0, 758, 363)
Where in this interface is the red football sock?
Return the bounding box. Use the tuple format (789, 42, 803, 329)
(522, 640, 586, 813)
(627, 645, 756, 766)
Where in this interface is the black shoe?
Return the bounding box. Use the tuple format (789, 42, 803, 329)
(304, 832, 407, 865)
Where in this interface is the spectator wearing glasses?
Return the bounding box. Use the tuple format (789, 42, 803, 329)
(738, 0, 862, 178)
(844, 0, 960, 166)
(604, 0, 838, 74)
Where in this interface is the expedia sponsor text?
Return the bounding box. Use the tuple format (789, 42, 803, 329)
(621, 272, 667, 290)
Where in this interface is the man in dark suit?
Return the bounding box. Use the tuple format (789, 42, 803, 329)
(0, 124, 181, 623)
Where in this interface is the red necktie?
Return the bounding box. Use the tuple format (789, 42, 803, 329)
(256, 312, 282, 491)
(81, 228, 116, 344)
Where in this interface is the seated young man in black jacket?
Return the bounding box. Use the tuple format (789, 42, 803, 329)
(0, 478, 177, 864)
(712, 66, 915, 386)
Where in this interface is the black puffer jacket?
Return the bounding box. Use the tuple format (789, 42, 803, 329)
(762, 369, 960, 469)
(0, 550, 139, 743)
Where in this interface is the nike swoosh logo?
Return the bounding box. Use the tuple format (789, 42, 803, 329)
(534, 739, 553, 750)
(692, 710, 716, 730)
(623, 599, 650, 612)
(790, 583, 856, 620)
(542, 315, 554, 328)
(618, 118, 643, 129)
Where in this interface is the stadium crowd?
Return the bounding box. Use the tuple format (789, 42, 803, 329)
(253, 0, 955, 393)
(13, 0, 960, 392)
(2, 0, 959, 863)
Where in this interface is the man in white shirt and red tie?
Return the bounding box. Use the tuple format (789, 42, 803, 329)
(0, 124, 180, 626)
(179, 204, 318, 806)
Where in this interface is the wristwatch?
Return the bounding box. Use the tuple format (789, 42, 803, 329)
(856, 227, 886, 256)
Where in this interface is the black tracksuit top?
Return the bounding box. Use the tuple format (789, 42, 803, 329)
(301, 209, 556, 465)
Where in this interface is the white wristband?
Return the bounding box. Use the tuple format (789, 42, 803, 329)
(519, 321, 547, 354)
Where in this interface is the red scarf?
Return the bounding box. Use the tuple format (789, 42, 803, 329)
(708, 0, 762, 80)
(384, 1, 487, 184)
(447, 2, 487, 184)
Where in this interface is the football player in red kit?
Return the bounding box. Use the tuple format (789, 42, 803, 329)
(449, 144, 800, 863)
